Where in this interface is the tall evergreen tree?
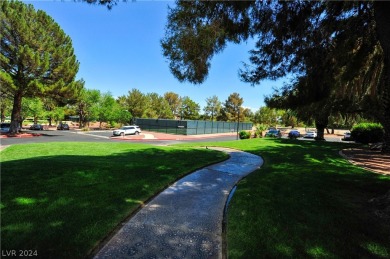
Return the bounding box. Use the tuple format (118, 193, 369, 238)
(164, 91, 181, 118)
(219, 93, 245, 122)
(161, 0, 390, 151)
(203, 95, 221, 121)
(145, 92, 173, 119)
(1, 1, 82, 134)
(122, 88, 147, 118)
(180, 96, 200, 120)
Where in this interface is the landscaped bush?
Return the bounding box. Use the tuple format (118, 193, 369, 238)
(253, 124, 267, 138)
(351, 123, 384, 144)
(239, 130, 251, 139)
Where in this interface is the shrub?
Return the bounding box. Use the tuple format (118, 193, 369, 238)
(239, 130, 251, 139)
(351, 123, 384, 144)
(254, 124, 267, 138)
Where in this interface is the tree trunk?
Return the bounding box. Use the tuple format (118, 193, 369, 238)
(1, 108, 5, 122)
(9, 92, 22, 134)
(315, 115, 328, 141)
(374, 2, 390, 153)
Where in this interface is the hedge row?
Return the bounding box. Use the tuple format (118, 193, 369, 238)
(351, 123, 384, 144)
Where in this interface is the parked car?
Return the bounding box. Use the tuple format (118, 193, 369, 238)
(0, 122, 21, 133)
(57, 123, 70, 130)
(0, 122, 11, 133)
(113, 125, 141, 136)
(304, 131, 317, 138)
(288, 130, 301, 139)
(342, 131, 353, 141)
(30, 124, 44, 130)
(265, 129, 282, 138)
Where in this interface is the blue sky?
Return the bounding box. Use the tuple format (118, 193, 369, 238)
(27, 0, 283, 111)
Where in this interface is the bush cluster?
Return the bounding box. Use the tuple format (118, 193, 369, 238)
(351, 123, 384, 144)
(239, 130, 251, 139)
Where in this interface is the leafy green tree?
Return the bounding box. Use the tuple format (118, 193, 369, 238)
(253, 106, 279, 126)
(0, 1, 82, 133)
(161, 1, 252, 84)
(96, 92, 116, 128)
(243, 108, 254, 123)
(281, 109, 299, 128)
(21, 97, 45, 124)
(161, 1, 390, 151)
(0, 96, 12, 122)
(41, 97, 57, 126)
(180, 96, 200, 120)
(113, 107, 132, 126)
(115, 95, 132, 125)
(164, 91, 181, 118)
(145, 92, 173, 119)
(219, 93, 244, 122)
(49, 106, 65, 125)
(77, 88, 100, 128)
(203, 95, 221, 121)
(373, 2, 390, 152)
(121, 88, 147, 118)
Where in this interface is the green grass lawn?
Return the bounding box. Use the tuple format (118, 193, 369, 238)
(179, 138, 390, 258)
(0, 142, 227, 258)
(2, 139, 389, 258)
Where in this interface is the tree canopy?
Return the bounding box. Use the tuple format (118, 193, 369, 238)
(218, 92, 244, 122)
(1, 0, 82, 133)
(180, 96, 200, 120)
(203, 95, 221, 121)
(161, 0, 390, 151)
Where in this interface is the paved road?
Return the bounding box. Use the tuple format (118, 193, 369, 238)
(94, 147, 263, 259)
(0, 129, 111, 145)
(0, 130, 238, 146)
(1, 129, 353, 147)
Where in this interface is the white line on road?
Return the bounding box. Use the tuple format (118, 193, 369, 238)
(69, 131, 110, 139)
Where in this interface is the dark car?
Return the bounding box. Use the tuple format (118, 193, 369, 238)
(0, 122, 11, 133)
(57, 123, 70, 130)
(265, 129, 282, 138)
(30, 124, 44, 130)
(288, 130, 301, 139)
(1, 123, 21, 133)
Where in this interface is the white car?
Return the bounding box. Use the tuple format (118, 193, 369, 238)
(304, 131, 317, 138)
(113, 125, 141, 136)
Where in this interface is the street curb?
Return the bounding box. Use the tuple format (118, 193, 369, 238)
(0, 133, 42, 138)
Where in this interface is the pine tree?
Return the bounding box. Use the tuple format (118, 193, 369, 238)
(161, 1, 390, 151)
(0, 1, 82, 134)
(203, 95, 221, 121)
(220, 93, 244, 122)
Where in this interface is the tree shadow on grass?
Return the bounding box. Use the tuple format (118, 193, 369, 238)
(224, 138, 390, 258)
(1, 146, 226, 258)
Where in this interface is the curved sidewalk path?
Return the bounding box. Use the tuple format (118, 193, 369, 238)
(94, 147, 263, 259)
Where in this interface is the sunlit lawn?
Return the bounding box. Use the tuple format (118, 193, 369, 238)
(178, 138, 390, 258)
(2, 139, 389, 258)
(0, 142, 227, 258)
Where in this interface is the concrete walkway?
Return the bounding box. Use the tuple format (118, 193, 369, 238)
(94, 147, 263, 259)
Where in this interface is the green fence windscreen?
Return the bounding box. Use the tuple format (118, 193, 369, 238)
(135, 118, 252, 135)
